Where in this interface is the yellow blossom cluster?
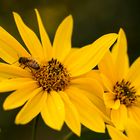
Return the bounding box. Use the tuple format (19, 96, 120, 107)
(0, 9, 139, 139)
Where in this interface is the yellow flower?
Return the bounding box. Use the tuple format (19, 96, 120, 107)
(107, 119, 140, 140)
(98, 28, 140, 130)
(0, 9, 117, 136)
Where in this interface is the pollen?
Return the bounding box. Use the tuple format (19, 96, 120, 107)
(32, 58, 71, 93)
(113, 79, 137, 107)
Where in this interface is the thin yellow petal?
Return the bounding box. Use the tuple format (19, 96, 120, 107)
(3, 85, 41, 110)
(60, 91, 81, 136)
(64, 33, 118, 77)
(15, 91, 46, 124)
(107, 125, 128, 140)
(0, 78, 36, 92)
(41, 91, 65, 130)
(98, 51, 117, 84)
(111, 105, 128, 130)
(126, 57, 140, 82)
(53, 15, 73, 62)
(35, 9, 52, 60)
(66, 87, 105, 133)
(0, 27, 29, 63)
(13, 12, 43, 60)
(111, 28, 128, 80)
(0, 63, 32, 78)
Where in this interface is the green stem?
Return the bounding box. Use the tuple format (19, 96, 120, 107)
(63, 132, 73, 140)
(31, 116, 39, 140)
(63, 127, 88, 140)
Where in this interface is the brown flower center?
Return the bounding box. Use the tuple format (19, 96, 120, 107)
(113, 79, 137, 107)
(32, 58, 71, 93)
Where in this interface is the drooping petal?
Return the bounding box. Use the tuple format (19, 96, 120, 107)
(53, 15, 73, 62)
(0, 27, 30, 64)
(126, 57, 140, 83)
(66, 87, 105, 133)
(0, 63, 32, 78)
(111, 105, 128, 131)
(98, 51, 117, 84)
(103, 92, 120, 110)
(107, 125, 128, 140)
(71, 78, 111, 123)
(0, 78, 36, 92)
(13, 12, 43, 60)
(41, 91, 65, 130)
(64, 33, 118, 77)
(15, 91, 47, 124)
(3, 86, 41, 110)
(111, 28, 128, 80)
(35, 9, 52, 60)
(60, 91, 81, 136)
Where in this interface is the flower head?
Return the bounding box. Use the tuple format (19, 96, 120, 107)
(98, 28, 140, 130)
(0, 9, 117, 136)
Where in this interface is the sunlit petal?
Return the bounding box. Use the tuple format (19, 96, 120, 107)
(15, 91, 46, 124)
(64, 33, 117, 77)
(41, 91, 65, 130)
(53, 15, 73, 62)
(60, 91, 81, 136)
(13, 12, 43, 60)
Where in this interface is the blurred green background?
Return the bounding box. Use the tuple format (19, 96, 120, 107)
(0, 0, 140, 140)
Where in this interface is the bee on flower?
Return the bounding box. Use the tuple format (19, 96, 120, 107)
(0, 9, 117, 136)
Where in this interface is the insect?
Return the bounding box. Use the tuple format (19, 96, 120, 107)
(18, 57, 40, 70)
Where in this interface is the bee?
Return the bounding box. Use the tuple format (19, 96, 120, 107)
(18, 57, 40, 70)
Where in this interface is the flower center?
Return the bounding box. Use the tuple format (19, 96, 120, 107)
(32, 58, 71, 93)
(113, 79, 137, 107)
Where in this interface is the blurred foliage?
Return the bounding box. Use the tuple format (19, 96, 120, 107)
(0, 0, 140, 139)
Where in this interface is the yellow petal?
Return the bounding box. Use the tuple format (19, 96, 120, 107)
(0, 27, 29, 63)
(15, 91, 46, 124)
(126, 57, 140, 82)
(13, 12, 43, 60)
(66, 87, 105, 133)
(98, 51, 117, 84)
(64, 33, 118, 77)
(53, 15, 73, 62)
(0, 78, 36, 92)
(107, 125, 128, 140)
(125, 119, 140, 140)
(128, 106, 140, 125)
(71, 77, 103, 98)
(111, 28, 128, 80)
(60, 91, 81, 136)
(41, 91, 65, 130)
(35, 9, 52, 60)
(0, 63, 32, 78)
(103, 92, 120, 109)
(3, 85, 41, 110)
(100, 73, 113, 92)
(71, 78, 111, 123)
(111, 105, 128, 130)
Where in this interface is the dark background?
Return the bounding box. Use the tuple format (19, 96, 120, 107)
(0, 0, 140, 140)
